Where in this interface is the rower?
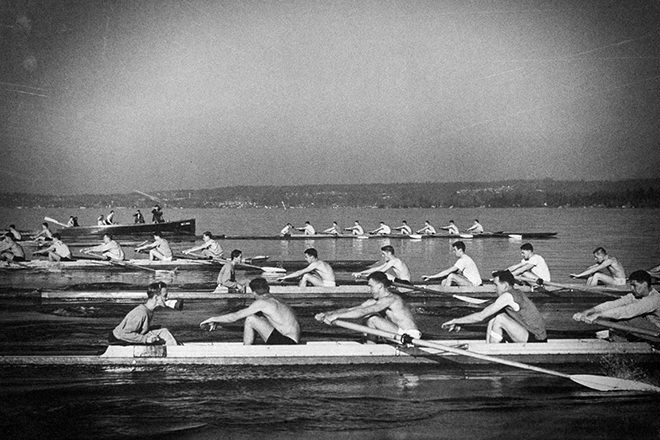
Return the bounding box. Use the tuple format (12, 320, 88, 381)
(441, 220, 460, 235)
(151, 204, 165, 224)
(0, 233, 26, 264)
(354, 245, 412, 284)
(105, 210, 116, 225)
(109, 281, 178, 346)
(6, 224, 22, 241)
(466, 219, 484, 234)
(570, 247, 626, 286)
(344, 220, 364, 235)
(416, 220, 436, 235)
(66, 216, 78, 227)
(201, 277, 301, 345)
(422, 241, 482, 286)
(81, 233, 125, 261)
(297, 221, 316, 235)
(369, 222, 392, 236)
(315, 271, 421, 342)
(97, 215, 105, 226)
(442, 270, 547, 343)
(133, 209, 145, 224)
(183, 231, 223, 259)
(135, 232, 173, 261)
(277, 248, 336, 287)
(322, 221, 341, 235)
(215, 249, 246, 293)
(32, 233, 72, 262)
(280, 223, 294, 236)
(573, 270, 660, 334)
(34, 222, 54, 242)
(507, 243, 551, 283)
(394, 220, 412, 235)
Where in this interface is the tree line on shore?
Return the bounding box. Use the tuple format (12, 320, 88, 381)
(1, 179, 658, 209)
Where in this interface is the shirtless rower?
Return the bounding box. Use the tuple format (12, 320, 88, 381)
(0, 234, 26, 263)
(369, 222, 392, 236)
(441, 220, 460, 235)
(183, 231, 223, 259)
(416, 220, 436, 235)
(394, 220, 412, 235)
(466, 219, 484, 234)
(109, 281, 178, 346)
(135, 232, 173, 261)
(201, 277, 301, 345)
(215, 249, 246, 293)
(344, 220, 364, 236)
(507, 243, 551, 283)
(277, 248, 336, 287)
(322, 222, 341, 235)
(280, 223, 294, 236)
(442, 270, 547, 343)
(81, 233, 125, 261)
(422, 241, 482, 286)
(32, 233, 72, 262)
(34, 222, 54, 242)
(297, 221, 316, 235)
(105, 210, 116, 225)
(97, 215, 106, 226)
(570, 247, 626, 286)
(353, 245, 412, 284)
(315, 271, 421, 341)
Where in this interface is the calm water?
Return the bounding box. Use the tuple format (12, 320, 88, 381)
(1, 207, 660, 439)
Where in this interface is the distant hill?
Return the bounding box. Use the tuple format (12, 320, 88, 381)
(1, 179, 659, 209)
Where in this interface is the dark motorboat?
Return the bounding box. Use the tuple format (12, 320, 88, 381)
(55, 219, 196, 237)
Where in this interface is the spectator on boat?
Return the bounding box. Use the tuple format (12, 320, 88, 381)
(110, 281, 178, 346)
(297, 221, 316, 235)
(422, 241, 482, 286)
(34, 222, 54, 242)
(569, 247, 626, 287)
(507, 243, 551, 283)
(6, 224, 22, 241)
(394, 220, 412, 235)
(151, 205, 165, 223)
(573, 270, 660, 333)
(416, 220, 436, 235)
(344, 220, 364, 235)
(133, 210, 145, 224)
(442, 270, 547, 343)
(97, 215, 105, 226)
(32, 233, 72, 262)
(466, 219, 484, 234)
(215, 249, 246, 292)
(369, 222, 392, 236)
(105, 210, 116, 225)
(135, 232, 173, 261)
(280, 223, 294, 236)
(353, 245, 412, 284)
(201, 277, 301, 345)
(277, 248, 336, 287)
(441, 220, 460, 235)
(0, 234, 26, 263)
(66, 216, 79, 227)
(315, 271, 421, 341)
(81, 233, 125, 261)
(322, 221, 341, 235)
(183, 231, 223, 259)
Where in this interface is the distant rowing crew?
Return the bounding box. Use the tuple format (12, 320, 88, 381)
(280, 219, 485, 236)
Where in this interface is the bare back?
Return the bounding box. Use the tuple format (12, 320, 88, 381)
(377, 293, 418, 331)
(255, 296, 301, 342)
(309, 260, 336, 284)
(604, 257, 626, 279)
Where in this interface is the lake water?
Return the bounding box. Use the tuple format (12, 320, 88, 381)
(1, 207, 660, 439)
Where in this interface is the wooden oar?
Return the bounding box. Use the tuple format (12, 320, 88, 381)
(392, 282, 488, 305)
(516, 276, 622, 298)
(329, 319, 660, 393)
(82, 252, 176, 278)
(590, 318, 660, 340)
(44, 216, 69, 228)
(184, 252, 285, 274)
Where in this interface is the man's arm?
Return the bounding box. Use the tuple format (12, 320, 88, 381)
(570, 261, 610, 278)
(442, 294, 514, 331)
(200, 301, 265, 330)
(279, 262, 316, 281)
(315, 298, 385, 323)
(508, 262, 533, 275)
(354, 261, 392, 277)
(422, 265, 458, 281)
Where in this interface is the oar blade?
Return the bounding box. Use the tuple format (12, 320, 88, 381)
(261, 266, 286, 274)
(570, 374, 660, 393)
(452, 294, 488, 305)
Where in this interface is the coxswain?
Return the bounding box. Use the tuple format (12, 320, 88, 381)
(215, 249, 246, 292)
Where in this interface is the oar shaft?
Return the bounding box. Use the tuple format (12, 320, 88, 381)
(592, 318, 660, 338)
(517, 276, 621, 298)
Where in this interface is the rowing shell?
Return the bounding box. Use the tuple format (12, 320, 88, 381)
(0, 338, 656, 367)
(216, 232, 558, 240)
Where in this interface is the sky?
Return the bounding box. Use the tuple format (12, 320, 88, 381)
(1, 0, 660, 194)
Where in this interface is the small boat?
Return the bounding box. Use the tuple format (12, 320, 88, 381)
(0, 338, 656, 367)
(54, 219, 196, 237)
(215, 232, 558, 240)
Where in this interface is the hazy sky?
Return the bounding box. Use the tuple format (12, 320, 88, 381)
(1, 0, 659, 194)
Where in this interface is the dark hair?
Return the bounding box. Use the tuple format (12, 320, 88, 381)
(249, 277, 270, 294)
(147, 281, 167, 298)
(629, 270, 652, 286)
(474, 219, 479, 222)
(381, 245, 395, 254)
(492, 270, 516, 286)
(304, 248, 318, 258)
(230, 249, 242, 259)
(203, 231, 213, 238)
(593, 247, 607, 255)
(520, 243, 534, 252)
(153, 231, 162, 238)
(449, 220, 455, 223)
(104, 233, 113, 239)
(52, 233, 61, 240)
(368, 271, 391, 287)
(452, 241, 466, 252)
(9, 224, 15, 229)
(42, 222, 49, 227)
